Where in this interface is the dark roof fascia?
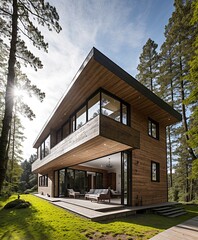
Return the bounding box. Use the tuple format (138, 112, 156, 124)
(92, 47, 182, 122)
(34, 47, 182, 148)
(33, 48, 95, 148)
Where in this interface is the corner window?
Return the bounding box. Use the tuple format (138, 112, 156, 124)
(148, 118, 159, 139)
(88, 93, 100, 121)
(101, 93, 120, 122)
(56, 128, 62, 144)
(122, 103, 128, 125)
(45, 135, 50, 156)
(151, 161, 160, 182)
(63, 121, 70, 139)
(76, 106, 86, 129)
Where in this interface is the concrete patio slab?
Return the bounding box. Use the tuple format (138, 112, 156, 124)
(150, 216, 198, 240)
(34, 194, 183, 222)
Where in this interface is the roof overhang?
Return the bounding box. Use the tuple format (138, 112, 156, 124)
(33, 47, 182, 148)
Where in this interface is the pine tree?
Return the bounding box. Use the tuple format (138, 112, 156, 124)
(159, 0, 197, 201)
(0, 0, 61, 192)
(184, 0, 198, 180)
(136, 38, 159, 93)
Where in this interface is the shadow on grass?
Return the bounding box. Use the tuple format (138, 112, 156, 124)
(0, 204, 56, 240)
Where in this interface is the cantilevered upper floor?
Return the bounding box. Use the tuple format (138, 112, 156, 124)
(32, 47, 182, 173)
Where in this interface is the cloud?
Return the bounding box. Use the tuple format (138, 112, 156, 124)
(21, 0, 153, 160)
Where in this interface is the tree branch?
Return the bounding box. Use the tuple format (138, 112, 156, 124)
(0, 7, 12, 16)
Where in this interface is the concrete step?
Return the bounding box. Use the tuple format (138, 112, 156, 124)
(169, 211, 187, 218)
(153, 206, 173, 211)
(162, 209, 186, 216)
(157, 207, 184, 214)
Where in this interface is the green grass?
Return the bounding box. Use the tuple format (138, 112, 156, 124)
(0, 195, 197, 240)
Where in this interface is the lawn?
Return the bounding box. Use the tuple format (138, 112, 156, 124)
(0, 195, 197, 240)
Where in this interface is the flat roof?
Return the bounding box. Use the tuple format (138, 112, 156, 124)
(33, 47, 182, 148)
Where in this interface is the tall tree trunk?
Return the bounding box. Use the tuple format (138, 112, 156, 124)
(0, 0, 18, 192)
(169, 71, 174, 188)
(167, 126, 173, 187)
(10, 111, 16, 183)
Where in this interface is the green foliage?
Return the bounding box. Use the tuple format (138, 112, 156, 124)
(0, 0, 61, 192)
(0, 195, 198, 240)
(4, 198, 31, 209)
(136, 0, 198, 201)
(136, 38, 158, 93)
(192, 159, 198, 180)
(19, 155, 37, 193)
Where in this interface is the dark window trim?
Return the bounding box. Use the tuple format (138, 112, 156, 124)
(151, 161, 160, 182)
(148, 117, 159, 140)
(52, 88, 131, 148)
(39, 174, 48, 187)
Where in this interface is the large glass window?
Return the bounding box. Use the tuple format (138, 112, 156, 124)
(71, 115, 76, 133)
(56, 128, 62, 144)
(45, 135, 50, 156)
(66, 169, 74, 190)
(59, 169, 66, 196)
(50, 89, 130, 149)
(74, 170, 86, 193)
(40, 142, 45, 159)
(63, 121, 70, 139)
(66, 169, 86, 193)
(76, 106, 86, 129)
(122, 103, 128, 125)
(95, 172, 103, 188)
(101, 93, 120, 122)
(88, 93, 100, 120)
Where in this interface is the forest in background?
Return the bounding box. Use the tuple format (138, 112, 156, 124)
(136, 0, 198, 202)
(0, 0, 197, 201)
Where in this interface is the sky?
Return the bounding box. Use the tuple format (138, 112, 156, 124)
(21, 0, 174, 160)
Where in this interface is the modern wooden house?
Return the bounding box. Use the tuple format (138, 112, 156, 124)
(32, 47, 181, 206)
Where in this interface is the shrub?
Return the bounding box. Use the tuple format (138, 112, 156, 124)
(4, 199, 31, 209)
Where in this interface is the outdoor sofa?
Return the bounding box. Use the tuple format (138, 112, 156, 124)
(85, 189, 111, 202)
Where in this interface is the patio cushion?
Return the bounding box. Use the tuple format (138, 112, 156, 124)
(85, 189, 111, 202)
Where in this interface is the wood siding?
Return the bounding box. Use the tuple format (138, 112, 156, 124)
(32, 115, 140, 174)
(131, 107, 167, 206)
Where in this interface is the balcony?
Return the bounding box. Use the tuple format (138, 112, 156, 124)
(32, 115, 140, 174)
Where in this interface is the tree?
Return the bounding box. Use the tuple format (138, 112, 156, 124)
(136, 38, 159, 93)
(0, 0, 61, 192)
(19, 154, 37, 193)
(159, 0, 197, 201)
(184, 0, 198, 179)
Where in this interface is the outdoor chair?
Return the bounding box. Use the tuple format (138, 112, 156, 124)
(67, 189, 80, 198)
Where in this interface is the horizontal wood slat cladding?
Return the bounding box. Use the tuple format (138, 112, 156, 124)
(131, 109, 168, 206)
(32, 115, 138, 174)
(100, 115, 140, 149)
(34, 57, 180, 147)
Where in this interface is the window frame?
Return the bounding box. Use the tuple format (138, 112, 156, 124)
(148, 118, 159, 140)
(39, 174, 48, 187)
(151, 161, 160, 182)
(51, 88, 131, 149)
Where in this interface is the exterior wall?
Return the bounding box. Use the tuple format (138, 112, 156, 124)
(131, 107, 167, 206)
(37, 171, 54, 197)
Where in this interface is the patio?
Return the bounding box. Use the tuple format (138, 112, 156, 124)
(35, 194, 179, 222)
